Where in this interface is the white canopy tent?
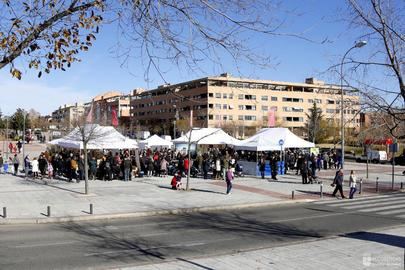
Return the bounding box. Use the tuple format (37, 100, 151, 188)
(172, 128, 240, 145)
(139, 135, 173, 149)
(235, 128, 315, 151)
(48, 124, 138, 150)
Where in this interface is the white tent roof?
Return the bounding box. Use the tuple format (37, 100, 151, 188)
(48, 124, 138, 150)
(235, 128, 315, 151)
(139, 135, 173, 149)
(172, 128, 240, 145)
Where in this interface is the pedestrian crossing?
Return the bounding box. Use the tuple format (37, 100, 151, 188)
(311, 192, 405, 219)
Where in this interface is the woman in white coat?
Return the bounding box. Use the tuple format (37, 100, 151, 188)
(349, 170, 357, 199)
(31, 157, 39, 179)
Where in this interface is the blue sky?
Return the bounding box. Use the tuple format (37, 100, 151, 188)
(0, 0, 390, 115)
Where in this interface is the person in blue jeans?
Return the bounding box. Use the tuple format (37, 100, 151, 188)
(225, 167, 234, 194)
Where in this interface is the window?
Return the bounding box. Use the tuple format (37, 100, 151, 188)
(270, 106, 278, 111)
(245, 95, 256, 100)
(215, 93, 221, 98)
(283, 107, 292, 112)
(245, 115, 256, 121)
(315, 99, 322, 104)
(208, 115, 213, 120)
(262, 106, 268, 111)
(238, 94, 244, 100)
(271, 96, 278, 101)
(238, 115, 244, 120)
(208, 104, 213, 108)
(223, 115, 228, 120)
(261, 95, 268, 101)
(292, 107, 304, 112)
(215, 115, 220, 120)
(283, 117, 303, 122)
(245, 105, 256, 111)
(308, 99, 314, 103)
(223, 104, 227, 110)
(326, 109, 334, 114)
(215, 104, 221, 109)
(223, 93, 228, 99)
(229, 115, 233, 121)
(282, 97, 303, 102)
(327, 99, 335, 104)
(229, 93, 234, 99)
(208, 93, 214, 97)
(238, 105, 244, 110)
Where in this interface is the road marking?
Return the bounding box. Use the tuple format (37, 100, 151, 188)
(15, 240, 79, 248)
(87, 221, 179, 232)
(359, 205, 405, 213)
(335, 197, 405, 207)
(313, 194, 404, 206)
(342, 198, 405, 210)
(379, 208, 405, 215)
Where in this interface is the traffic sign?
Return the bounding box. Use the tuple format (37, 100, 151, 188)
(279, 139, 284, 146)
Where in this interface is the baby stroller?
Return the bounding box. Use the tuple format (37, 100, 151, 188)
(235, 162, 244, 177)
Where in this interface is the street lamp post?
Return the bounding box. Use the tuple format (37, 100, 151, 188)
(22, 111, 27, 179)
(340, 40, 367, 169)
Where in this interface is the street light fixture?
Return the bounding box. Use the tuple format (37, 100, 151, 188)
(340, 40, 367, 169)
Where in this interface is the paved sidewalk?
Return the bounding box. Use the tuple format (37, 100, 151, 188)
(120, 225, 405, 270)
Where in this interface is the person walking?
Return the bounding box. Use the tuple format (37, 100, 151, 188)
(0, 153, 3, 174)
(38, 154, 47, 179)
(12, 154, 20, 176)
(349, 170, 357, 199)
(123, 154, 132, 181)
(258, 156, 266, 179)
(225, 166, 234, 195)
(17, 140, 22, 153)
(301, 160, 309, 184)
(88, 156, 97, 180)
(332, 169, 346, 199)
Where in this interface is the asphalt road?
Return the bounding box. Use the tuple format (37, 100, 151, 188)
(1, 193, 405, 270)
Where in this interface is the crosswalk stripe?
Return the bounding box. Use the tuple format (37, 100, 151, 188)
(358, 204, 405, 213)
(396, 214, 405, 219)
(313, 193, 404, 206)
(337, 197, 405, 208)
(341, 198, 405, 210)
(379, 208, 405, 215)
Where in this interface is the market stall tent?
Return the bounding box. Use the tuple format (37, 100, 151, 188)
(48, 124, 138, 150)
(139, 135, 173, 149)
(235, 128, 315, 151)
(172, 128, 240, 145)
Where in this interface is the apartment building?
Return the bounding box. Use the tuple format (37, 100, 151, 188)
(51, 103, 86, 129)
(131, 74, 361, 138)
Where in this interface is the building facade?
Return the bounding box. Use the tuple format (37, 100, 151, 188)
(131, 74, 361, 138)
(51, 103, 86, 129)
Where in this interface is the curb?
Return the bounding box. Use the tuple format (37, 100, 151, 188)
(0, 199, 314, 225)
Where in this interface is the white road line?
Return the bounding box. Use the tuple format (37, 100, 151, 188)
(342, 199, 405, 210)
(15, 240, 79, 249)
(379, 208, 405, 215)
(313, 194, 404, 206)
(333, 197, 405, 207)
(84, 237, 237, 257)
(358, 204, 405, 213)
(312, 195, 392, 205)
(397, 214, 405, 219)
(87, 221, 179, 232)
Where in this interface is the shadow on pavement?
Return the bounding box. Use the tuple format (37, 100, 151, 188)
(344, 231, 405, 248)
(18, 178, 84, 195)
(176, 257, 215, 270)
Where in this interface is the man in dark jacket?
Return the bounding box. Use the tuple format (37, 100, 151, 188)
(270, 154, 278, 180)
(332, 169, 346, 199)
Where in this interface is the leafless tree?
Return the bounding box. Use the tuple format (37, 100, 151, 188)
(335, 0, 404, 139)
(0, 0, 314, 81)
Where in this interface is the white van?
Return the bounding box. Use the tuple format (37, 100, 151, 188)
(356, 150, 388, 164)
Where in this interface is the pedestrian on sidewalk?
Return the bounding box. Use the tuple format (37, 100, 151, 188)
(258, 156, 266, 179)
(12, 154, 20, 176)
(31, 157, 39, 179)
(332, 169, 346, 199)
(0, 153, 3, 174)
(225, 166, 234, 195)
(47, 160, 53, 179)
(349, 170, 357, 199)
(301, 160, 309, 184)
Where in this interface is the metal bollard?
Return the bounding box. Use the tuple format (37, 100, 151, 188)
(47, 206, 51, 217)
(2, 207, 6, 218)
(359, 179, 363, 194)
(89, 203, 93, 215)
(376, 177, 379, 193)
(320, 183, 323, 199)
(291, 190, 295, 200)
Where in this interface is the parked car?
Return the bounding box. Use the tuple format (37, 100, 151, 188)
(356, 150, 388, 164)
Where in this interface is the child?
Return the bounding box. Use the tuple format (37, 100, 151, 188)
(171, 171, 182, 190)
(47, 161, 54, 179)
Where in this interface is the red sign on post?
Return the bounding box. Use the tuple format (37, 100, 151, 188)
(386, 138, 393, 145)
